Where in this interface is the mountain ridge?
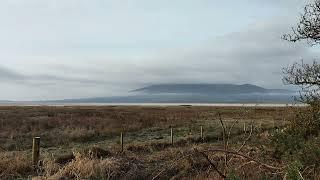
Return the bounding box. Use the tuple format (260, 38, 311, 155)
(0, 84, 296, 104)
(132, 83, 292, 94)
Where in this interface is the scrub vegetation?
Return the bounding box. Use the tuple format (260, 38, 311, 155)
(1, 105, 315, 179)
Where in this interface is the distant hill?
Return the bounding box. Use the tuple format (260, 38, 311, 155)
(32, 83, 296, 104)
(0, 100, 12, 103)
(43, 94, 295, 104)
(132, 84, 293, 94)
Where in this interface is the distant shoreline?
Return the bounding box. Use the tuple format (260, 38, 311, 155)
(0, 103, 307, 107)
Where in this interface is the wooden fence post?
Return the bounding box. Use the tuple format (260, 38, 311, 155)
(170, 128, 173, 145)
(259, 121, 262, 130)
(120, 133, 124, 152)
(32, 137, 40, 166)
(200, 126, 204, 140)
(273, 120, 275, 129)
(243, 122, 246, 133)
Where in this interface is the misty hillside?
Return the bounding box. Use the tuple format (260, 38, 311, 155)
(32, 83, 297, 104)
(132, 84, 293, 94)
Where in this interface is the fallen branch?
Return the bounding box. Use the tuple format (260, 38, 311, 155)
(235, 161, 255, 171)
(152, 147, 283, 180)
(200, 148, 283, 170)
(198, 150, 226, 179)
(151, 150, 195, 180)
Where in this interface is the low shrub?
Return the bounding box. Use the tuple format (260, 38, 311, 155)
(0, 152, 33, 179)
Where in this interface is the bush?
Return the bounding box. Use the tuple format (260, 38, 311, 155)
(227, 170, 242, 180)
(299, 140, 320, 167)
(285, 161, 304, 180)
(271, 130, 305, 160)
(272, 105, 320, 175)
(288, 104, 320, 138)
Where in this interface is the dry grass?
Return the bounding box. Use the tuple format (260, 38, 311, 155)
(0, 105, 301, 179)
(0, 106, 296, 151)
(49, 154, 123, 179)
(0, 151, 32, 179)
(33, 148, 145, 180)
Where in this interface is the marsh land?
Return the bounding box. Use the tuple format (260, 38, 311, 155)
(0, 105, 310, 179)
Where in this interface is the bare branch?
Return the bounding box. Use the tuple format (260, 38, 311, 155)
(227, 119, 239, 149)
(237, 124, 253, 153)
(218, 112, 228, 173)
(228, 123, 253, 164)
(218, 112, 227, 151)
(197, 150, 226, 179)
(200, 148, 284, 171)
(283, 1, 320, 45)
(283, 60, 320, 105)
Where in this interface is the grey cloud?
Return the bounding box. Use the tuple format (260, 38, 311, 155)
(1, 3, 316, 100)
(0, 65, 109, 87)
(39, 18, 313, 91)
(31, 74, 107, 85)
(113, 19, 314, 88)
(0, 66, 25, 80)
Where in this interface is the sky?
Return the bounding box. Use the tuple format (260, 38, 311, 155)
(0, 0, 316, 100)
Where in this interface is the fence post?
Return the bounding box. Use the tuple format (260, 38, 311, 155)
(120, 133, 124, 152)
(243, 122, 246, 133)
(32, 137, 40, 166)
(259, 121, 262, 131)
(200, 126, 204, 140)
(273, 120, 275, 129)
(170, 128, 173, 145)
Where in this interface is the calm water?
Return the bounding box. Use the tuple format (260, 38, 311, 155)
(0, 103, 307, 107)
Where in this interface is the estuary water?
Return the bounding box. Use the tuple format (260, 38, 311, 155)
(0, 103, 307, 107)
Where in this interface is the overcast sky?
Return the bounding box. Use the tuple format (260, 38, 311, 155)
(0, 0, 316, 100)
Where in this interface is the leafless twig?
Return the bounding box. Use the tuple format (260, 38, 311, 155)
(200, 148, 283, 170)
(235, 161, 255, 171)
(237, 123, 253, 153)
(227, 119, 239, 149)
(228, 123, 253, 164)
(196, 149, 226, 179)
(218, 112, 228, 175)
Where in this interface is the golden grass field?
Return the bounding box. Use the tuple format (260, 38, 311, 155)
(0, 105, 301, 179)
